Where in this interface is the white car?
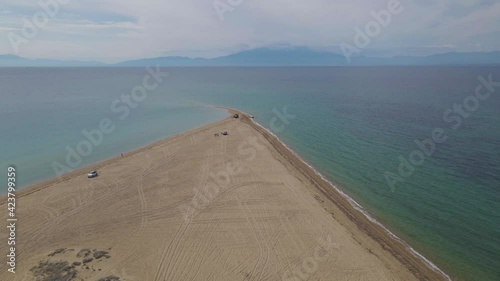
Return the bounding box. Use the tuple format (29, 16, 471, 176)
(87, 170, 98, 178)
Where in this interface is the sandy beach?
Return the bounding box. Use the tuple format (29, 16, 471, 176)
(0, 109, 448, 281)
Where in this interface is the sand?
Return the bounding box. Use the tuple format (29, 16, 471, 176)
(0, 109, 448, 281)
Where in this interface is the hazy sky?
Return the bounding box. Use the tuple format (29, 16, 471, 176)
(1, 0, 499, 62)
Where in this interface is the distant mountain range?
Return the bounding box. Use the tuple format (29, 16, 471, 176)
(2, 47, 500, 67)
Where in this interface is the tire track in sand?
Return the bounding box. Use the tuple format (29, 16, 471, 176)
(153, 148, 211, 281)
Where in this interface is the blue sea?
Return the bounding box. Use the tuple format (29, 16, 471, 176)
(1, 67, 499, 280)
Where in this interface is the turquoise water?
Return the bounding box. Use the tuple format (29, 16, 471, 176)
(0, 68, 229, 188)
(1, 67, 499, 280)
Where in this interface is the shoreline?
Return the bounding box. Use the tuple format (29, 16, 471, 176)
(1, 115, 230, 199)
(234, 110, 451, 281)
(2, 108, 231, 194)
(210, 105, 450, 280)
(0, 107, 451, 280)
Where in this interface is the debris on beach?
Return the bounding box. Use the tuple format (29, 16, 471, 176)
(31, 247, 115, 280)
(76, 248, 91, 258)
(30, 260, 77, 281)
(48, 248, 66, 257)
(93, 250, 109, 259)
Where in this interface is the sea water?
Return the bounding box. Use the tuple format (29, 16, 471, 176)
(1, 66, 499, 280)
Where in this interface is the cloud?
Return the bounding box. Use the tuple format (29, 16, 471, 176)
(0, 0, 499, 61)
